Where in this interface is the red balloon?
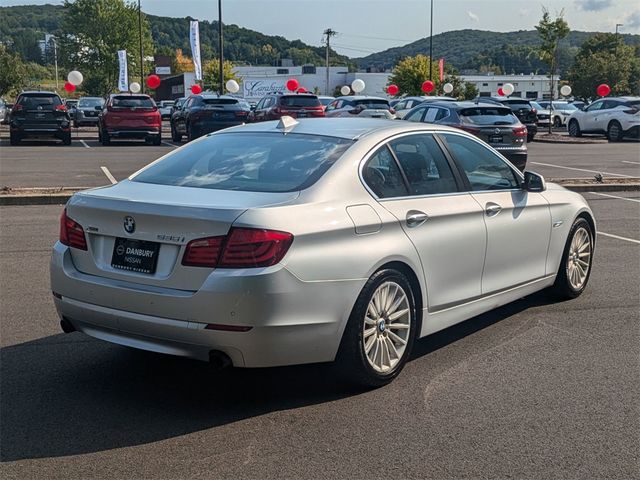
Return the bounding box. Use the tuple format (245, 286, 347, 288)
(387, 84, 399, 95)
(596, 83, 611, 97)
(297, 87, 307, 93)
(497, 87, 505, 96)
(64, 82, 76, 93)
(421, 80, 435, 93)
(191, 84, 202, 94)
(286, 79, 299, 92)
(146, 74, 161, 89)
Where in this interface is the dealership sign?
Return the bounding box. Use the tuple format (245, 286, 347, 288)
(242, 78, 290, 99)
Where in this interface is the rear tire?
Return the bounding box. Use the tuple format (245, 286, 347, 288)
(9, 131, 20, 146)
(101, 129, 110, 146)
(171, 125, 181, 142)
(187, 124, 195, 142)
(62, 133, 71, 145)
(553, 116, 562, 128)
(336, 269, 417, 388)
(568, 119, 581, 137)
(607, 121, 624, 142)
(152, 134, 161, 146)
(550, 217, 594, 299)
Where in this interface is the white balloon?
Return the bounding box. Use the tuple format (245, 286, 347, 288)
(129, 82, 141, 93)
(560, 85, 572, 96)
(502, 83, 514, 96)
(226, 79, 240, 93)
(340, 85, 351, 96)
(443, 82, 454, 94)
(351, 79, 365, 93)
(67, 70, 83, 86)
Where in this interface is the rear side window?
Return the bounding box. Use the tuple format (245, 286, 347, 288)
(390, 134, 458, 195)
(111, 96, 154, 108)
(78, 98, 104, 108)
(132, 132, 353, 193)
(362, 146, 408, 198)
(280, 96, 321, 107)
(18, 94, 62, 109)
(404, 107, 426, 123)
(442, 133, 519, 191)
(459, 108, 518, 125)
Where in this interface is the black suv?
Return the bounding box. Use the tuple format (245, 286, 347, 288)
(479, 97, 538, 142)
(9, 91, 71, 145)
(170, 94, 250, 142)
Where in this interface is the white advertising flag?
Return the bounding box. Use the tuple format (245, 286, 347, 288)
(117, 50, 128, 92)
(190, 21, 202, 81)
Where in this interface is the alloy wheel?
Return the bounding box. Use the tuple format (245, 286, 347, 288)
(363, 281, 411, 373)
(566, 227, 592, 290)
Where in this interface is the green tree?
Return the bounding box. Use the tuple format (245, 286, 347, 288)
(0, 45, 27, 97)
(536, 7, 570, 132)
(568, 33, 640, 99)
(203, 59, 240, 93)
(443, 74, 478, 100)
(59, 0, 153, 96)
(387, 54, 440, 96)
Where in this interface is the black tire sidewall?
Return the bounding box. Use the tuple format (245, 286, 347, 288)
(337, 269, 418, 387)
(608, 121, 622, 142)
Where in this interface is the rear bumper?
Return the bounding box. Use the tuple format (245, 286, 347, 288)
(192, 120, 245, 135)
(50, 242, 363, 368)
(106, 128, 160, 138)
(11, 124, 69, 138)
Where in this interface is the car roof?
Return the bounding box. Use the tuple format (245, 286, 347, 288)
(335, 96, 388, 101)
(221, 117, 465, 140)
(19, 90, 59, 95)
(199, 94, 239, 100)
(424, 100, 508, 109)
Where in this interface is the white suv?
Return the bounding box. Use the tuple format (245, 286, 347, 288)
(567, 96, 640, 142)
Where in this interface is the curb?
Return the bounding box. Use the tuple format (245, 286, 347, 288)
(533, 136, 606, 145)
(2, 182, 638, 206)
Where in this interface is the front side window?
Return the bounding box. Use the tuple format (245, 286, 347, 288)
(132, 132, 353, 193)
(404, 107, 426, 123)
(390, 134, 458, 195)
(441, 133, 520, 191)
(362, 146, 408, 199)
(586, 101, 604, 112)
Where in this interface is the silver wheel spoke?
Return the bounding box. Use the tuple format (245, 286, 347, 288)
(387, 329, 407, 346)
(364, 327, 376, 339)
(365, 334, 377, 354)
(388, 322, 410, 330)
(385, 336, 400, 359)
(388, 308, 409, 321)
(364, 315, 377, 326)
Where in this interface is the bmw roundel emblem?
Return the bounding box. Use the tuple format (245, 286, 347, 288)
(124, 216, 135, 234)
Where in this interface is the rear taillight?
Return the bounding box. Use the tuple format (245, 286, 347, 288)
(55, 105, 67, 112)
(458, 125, 481, 134)
(235, 111, 249, 117)
(531, 108, 537, 114)
(623, 108, 639, 115)
(513, 125, 528, 137)
(59, 209, 87, 250)
(182, 228, 293, 269)
(182, 236, 224, 267)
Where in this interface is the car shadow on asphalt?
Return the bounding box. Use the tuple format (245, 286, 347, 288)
(0, 290, 554, 462)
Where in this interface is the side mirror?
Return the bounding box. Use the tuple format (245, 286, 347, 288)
(523, 171, 546, 192)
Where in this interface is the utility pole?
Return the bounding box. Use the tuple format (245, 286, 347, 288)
(219, 0, 224, 95)
(138, 0, 144, 93)
(615, 23, 623, 35)
(429, 0, 434, 81)
(50, 36, 59, 92)
(323, 28, 337, 95)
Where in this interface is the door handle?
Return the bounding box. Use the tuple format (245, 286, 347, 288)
(406, 210, 428, 227)
(485, 203, 502, 216)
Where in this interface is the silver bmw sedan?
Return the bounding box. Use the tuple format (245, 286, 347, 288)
(50, 117, 595, 387)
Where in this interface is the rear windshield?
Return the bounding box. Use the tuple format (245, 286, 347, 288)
(202, 98, 239, 105)
(160, 101, 174, 107)
(78, 98, 104, 107)
(132, 132, 353, 193)
(111, 96, 154, 108)
(459, 107, 518, 125)
(18, 94, 62, 109)
(280, 96, 321, 107)
(503, 101, 532, 110)
(354, 99, 390, 109)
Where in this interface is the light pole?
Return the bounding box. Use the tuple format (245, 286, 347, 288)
(219, 0, 224, 95)
(429, 0, 434, 82)
(50, 36, 59, 92)
(138, 0, 144, 93)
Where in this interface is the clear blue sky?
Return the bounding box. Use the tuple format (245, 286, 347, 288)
(5, 0, 640, 56)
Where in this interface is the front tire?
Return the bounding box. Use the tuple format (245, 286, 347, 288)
(336, 269, 417, 388)
(9, 131, 20, 146)
(550, 217, 594, 299)
(607, 121, 624, 142)
(171, 124, 181, 142)
(568, 119, 582, 137)
(553, 116, 562, 128)
(101, 129, 110, 146)
(62, 132, 71, 145)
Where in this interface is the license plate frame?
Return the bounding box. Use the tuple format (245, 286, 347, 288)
(488, 135, 503, 143)
(111, 237, 160, 274)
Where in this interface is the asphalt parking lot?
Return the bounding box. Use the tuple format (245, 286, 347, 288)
(0, 124, 638, 189)
(1, 123, 639, 479)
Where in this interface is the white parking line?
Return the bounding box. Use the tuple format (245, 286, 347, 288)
(100, 166, 117, 184)
(162, 141, 179, 148)
(597, 232, 640, 245)
(529, 161, 633, 178)
(588, 192, 640, 203)
(621, 160, 640, 165)
(80, 140, 90, 148)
